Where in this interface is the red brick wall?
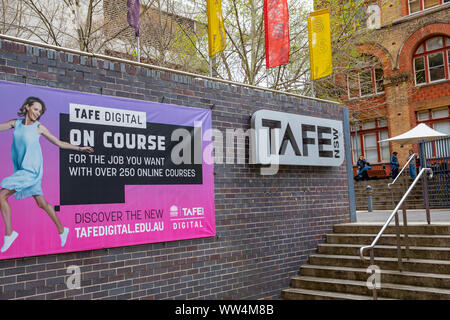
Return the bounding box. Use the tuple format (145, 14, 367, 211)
(412, 82, 450, 103)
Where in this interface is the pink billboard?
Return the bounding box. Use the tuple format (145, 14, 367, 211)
(0, 81, 215, 260)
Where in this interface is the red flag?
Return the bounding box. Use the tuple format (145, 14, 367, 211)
(264, 0, 290, 69)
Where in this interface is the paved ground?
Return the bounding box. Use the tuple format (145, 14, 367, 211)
(356, 208, 450, 224)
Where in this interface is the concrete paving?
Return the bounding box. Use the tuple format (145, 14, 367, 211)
(356, 208, 450, 224)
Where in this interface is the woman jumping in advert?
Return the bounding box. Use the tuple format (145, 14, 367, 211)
(0, 97, 93, 253)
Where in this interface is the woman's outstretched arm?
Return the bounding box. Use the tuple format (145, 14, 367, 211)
(38, 124, 94, 153)
(0, 119, 16, 132)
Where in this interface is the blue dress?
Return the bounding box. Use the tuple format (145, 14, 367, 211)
(1, 119, 43, 199)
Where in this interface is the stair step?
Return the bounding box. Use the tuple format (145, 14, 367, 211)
(290, 276, 450, 299)
(326, 233, 450, 247)
(300, 264, 450, 289)
(284, 222, 450, 300)
(309, 254, 450, 274)
(281, 287, 393, 300)
(318, 243, 450, 260)
(334, 224, 450, 235)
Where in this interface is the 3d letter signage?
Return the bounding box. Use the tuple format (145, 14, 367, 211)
(250, 110, 345, 166)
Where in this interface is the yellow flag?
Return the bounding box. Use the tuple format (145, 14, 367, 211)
(308, 9, 332, 80)
(207, 0, 226, 57)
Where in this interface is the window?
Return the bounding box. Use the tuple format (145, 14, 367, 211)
(351, 119, 389, 164)
(414, 57, 426, 84)
(351, 135, 362, 164)
(416, 107, 449, 138)
(433, 121, 450, 134)
(379, 130, 390, 161)
(360, 69, 375, 97)
(428, 52, 445, 81)
(433, 108, 449, 119)
(432, 108, 450, 136)
(409, 0, 421, 12)
(347, 73, 360, 99)
(417, 111, 430, 121)
(363, 120, 376, 130)
(347, 66, 384, 99)
(413, 36, 450, 85)
(415, 108, 449, 159)
(408, 0, 448, 14)
(378, 119, 388, 127)
(364, 134, 378, 162)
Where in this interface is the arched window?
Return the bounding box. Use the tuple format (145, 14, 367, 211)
(413, 36, 450, 85)
(408, 0, 450, 14)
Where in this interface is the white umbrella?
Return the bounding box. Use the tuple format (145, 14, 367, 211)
(379, 123, 448, 145)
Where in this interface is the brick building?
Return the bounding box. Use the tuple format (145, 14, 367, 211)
(335, 1, 450, 175)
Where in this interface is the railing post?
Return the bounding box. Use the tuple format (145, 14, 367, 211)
(402, 203, 410, 259)
(366, 185, 373, 212)
(394, 211, 403, 272)
(370, 249, 377, 300)
(423, 170, 431, 225)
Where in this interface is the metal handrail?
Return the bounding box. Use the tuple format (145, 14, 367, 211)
(359, 167, 433, 263)
(388, 154, 416, 188)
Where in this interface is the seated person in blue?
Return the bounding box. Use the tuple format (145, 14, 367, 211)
(356, 155, 371, 181)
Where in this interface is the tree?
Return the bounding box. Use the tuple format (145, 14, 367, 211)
(311, 0, 390, 101)
(0, 0, 27, 37)
(0, 0, 206, 72)
(1, 0, 384, 99)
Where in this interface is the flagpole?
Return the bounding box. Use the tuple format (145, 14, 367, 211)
(311, 79, 315, 97)
(209, 56, 213, 77)
(137, 36, 140, 63)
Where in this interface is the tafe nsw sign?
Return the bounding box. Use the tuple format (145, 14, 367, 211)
(250, 110, 345, 167)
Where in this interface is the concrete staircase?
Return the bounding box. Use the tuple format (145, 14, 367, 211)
(355, 175, 424, 211)
(282, 223, 450, 300)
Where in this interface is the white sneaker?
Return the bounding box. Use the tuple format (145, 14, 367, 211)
(60, 227, 69, 247)
(1, 231, 19, 253)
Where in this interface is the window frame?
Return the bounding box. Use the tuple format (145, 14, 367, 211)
(351, 119, 389, 165)
(413, 36, 450, 86)
(408, 0, 448, 14)
(416, 107, 450, 127)
(415, 107, 450, 157)
(347, 66, 385, 99)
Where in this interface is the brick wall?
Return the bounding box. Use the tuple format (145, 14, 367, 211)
(0, 39, 350, 300)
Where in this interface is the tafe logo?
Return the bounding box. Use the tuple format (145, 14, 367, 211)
(250, 110, 344, 167)
(182, 207, 204, 216)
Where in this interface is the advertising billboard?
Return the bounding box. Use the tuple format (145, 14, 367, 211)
(0, 81, 215, 260)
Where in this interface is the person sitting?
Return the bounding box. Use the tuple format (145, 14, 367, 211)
(355, 155, 371, 181)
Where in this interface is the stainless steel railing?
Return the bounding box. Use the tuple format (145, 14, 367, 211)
(388, 154, 416, 189)
(359, 167, 433, 300)
(387, 154, 418, 250)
